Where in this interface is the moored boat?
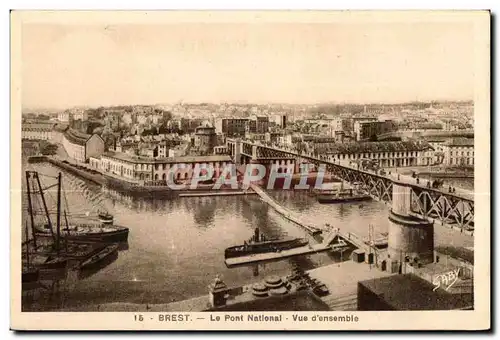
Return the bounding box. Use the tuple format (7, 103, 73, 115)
(312, 283, 330, 297)
(316, 181, 371, 204)
(22, 267, 40, 283)
(98, 211, 114, 224)
(317, 192, 371, 204)
(26, 253, 68, 270)
(80, 243, 119, 271)
(224, 228, 309, 259)
(34, 223, 129, 243)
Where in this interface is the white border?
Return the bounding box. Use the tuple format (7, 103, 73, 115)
(4, 0, 497, 337)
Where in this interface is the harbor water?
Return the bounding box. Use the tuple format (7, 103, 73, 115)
(21, 161, 474, 311)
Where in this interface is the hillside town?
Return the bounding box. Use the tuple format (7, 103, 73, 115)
(22, 101, 474, 187)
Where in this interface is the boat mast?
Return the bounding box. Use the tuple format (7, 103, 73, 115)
(34, 171, 55, 244)
(64, 210, 70, 253)
(25, 171, 37, 248)
(24, 220, 30, 268)
(56, 172, 62, 254)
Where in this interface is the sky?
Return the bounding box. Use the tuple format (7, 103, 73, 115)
(21, 22, 474, 109)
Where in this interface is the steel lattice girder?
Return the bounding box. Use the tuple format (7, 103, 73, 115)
(410, 188, 474, 229)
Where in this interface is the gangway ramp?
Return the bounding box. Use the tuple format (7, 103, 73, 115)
(249, 184, 323, 236)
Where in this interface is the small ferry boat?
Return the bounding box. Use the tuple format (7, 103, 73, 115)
(80, 243, 119, 271)
(317, 182, 371, 204)
(98, 211, 114, 224)
(224, 228, 309, 259)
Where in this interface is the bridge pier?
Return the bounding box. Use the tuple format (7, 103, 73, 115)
(387, 183, 434, 273)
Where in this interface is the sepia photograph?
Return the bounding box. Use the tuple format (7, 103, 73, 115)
(10, 10, 490, 331)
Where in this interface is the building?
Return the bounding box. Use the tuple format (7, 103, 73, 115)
(157, 142, 169, 158)
(270, 114, 287, 129)
(194, 121, 217, 155)
(58, 111, 71, 122)
(62, 128, 105, 163)
(93, 152, 233, 183)
(21, 122, 56, 140)
(331, 118, 352, 133)
(216, 118, 249, 137)
(442, 138, 474, 166)
(213, 145, 228, 155)
(72, 109, 88, 121)
(139, 146, 158, 158)
(247, 116, 270, 134)
(315, 141, 434, 168)
(357, 274, 473, 311)
(168, 143, 190, 158)
(354, 120, 397, 141)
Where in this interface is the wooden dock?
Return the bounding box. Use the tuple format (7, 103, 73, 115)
(242, 184, 379, 265)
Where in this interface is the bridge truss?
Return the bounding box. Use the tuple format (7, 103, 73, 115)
(228, 141, 475, 231)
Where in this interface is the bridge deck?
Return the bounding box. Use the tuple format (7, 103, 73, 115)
(250, 184, 322, 235)
(242, 143, 473, 202)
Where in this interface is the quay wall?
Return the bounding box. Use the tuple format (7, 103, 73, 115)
(46, 158, 105, 186)
(42, 157, 247, 198)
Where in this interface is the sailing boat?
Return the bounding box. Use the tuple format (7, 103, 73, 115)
(24, 171, 69, 270)
(22, 220, 40, 283)
(29, 171, 129, 243)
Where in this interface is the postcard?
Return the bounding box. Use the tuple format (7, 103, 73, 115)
(11, 10, 490, 331)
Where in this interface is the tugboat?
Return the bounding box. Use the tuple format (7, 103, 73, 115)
(224, 228, 309, 259)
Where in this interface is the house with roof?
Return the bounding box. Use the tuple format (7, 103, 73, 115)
(315, 141, 435, 168)
(62, 128, 105, 163)
(441, 138, 474, 166)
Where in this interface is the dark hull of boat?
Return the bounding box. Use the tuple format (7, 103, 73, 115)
(34, 225, 129, 243)
(37, 258, 68, 270)
(80, 244, 119, 271)
(225, 238, 309, 259)
(317, 194, 371, 204)
(22, 269, 40, 283)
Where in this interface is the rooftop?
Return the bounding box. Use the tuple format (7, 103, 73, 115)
(444, 138, 474, 147)
(315, 141, 433, 155)
(358, 274, 473, 310)
(22, 123, 56, 131)
(102, 151, 232, 164)
(64, 128, 92, 145)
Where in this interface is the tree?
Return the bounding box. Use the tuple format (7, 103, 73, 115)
(93, 127, 104, 135)
(162, 111, 173, 122)
(39, 141, 58, 155)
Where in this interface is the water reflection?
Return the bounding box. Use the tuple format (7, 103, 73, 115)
(22, 161, 474, 311)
